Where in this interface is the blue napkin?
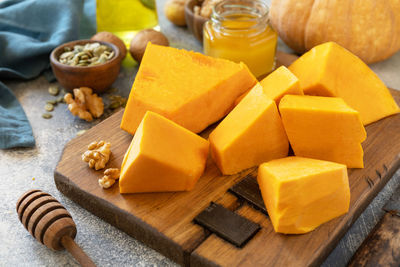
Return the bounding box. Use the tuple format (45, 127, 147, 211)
(0, 0, 85, 149)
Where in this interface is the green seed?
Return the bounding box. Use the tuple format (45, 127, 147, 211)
(109, 101, 121, 109)
(45, 103, 54, 112)
(42, 113, 53, 119)
(120, 98, 127, 107)
(48, 85, 59, 96)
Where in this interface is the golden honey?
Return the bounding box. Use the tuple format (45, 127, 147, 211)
(203, 0, 277, 78)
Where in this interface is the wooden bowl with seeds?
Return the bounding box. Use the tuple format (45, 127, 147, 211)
(50, 39, 121, 93)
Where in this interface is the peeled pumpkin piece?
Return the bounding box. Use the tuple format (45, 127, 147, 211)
(209, 85, 289, 175)
(121, 43, 257, 135)
(288, 42, 400, 125)
(234, 66, 302, 106)
(257, 156, 350, 234)
(279, 95, 366, 168)
(289, 141, 364, 168)
(119, 111, 209, 194)
(260, 66, 302, 105)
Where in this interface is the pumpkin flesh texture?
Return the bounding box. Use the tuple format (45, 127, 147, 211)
(210, 86, 289, 175)
(279, 95, 366, 168)
(258, 156, 350, 234)
(260, 66, 303, 105)
(289, 42, 400, 125)
(119, 111, 209, 193)
(234, 66, 302, 106)
(121, 43, 257, 135)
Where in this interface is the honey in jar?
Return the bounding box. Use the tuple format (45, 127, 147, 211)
(203, 0, 277, 78)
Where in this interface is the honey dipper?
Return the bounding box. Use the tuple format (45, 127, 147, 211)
(16, 189, 96, 267)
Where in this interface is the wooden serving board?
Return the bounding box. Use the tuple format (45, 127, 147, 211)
(55, 54, 400, 266)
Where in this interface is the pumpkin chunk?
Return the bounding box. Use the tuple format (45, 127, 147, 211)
(257, 156, 350, 234)
(279, 95, 366, 168)
(260, 66, 302, 105)
(119, 111, 209, 193)
(210, 86, 289, 175)
(234, 66, 302, 106)
(121, 43, 257, 134)
(288, 42, 399, 125)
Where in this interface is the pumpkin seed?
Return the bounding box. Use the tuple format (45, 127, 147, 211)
(109, 101, 121, 109)
(48, 85, 59, 96)
(42, 113, 53, 119)
(45, 103, 54, 112)
(120, 98, 127, 107)
(58, 42, 114, 67)
(60, 51, 74, 60)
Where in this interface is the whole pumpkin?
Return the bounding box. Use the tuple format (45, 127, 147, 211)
(269, 0, 400, 64)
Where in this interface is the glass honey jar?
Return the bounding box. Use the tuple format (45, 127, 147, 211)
(203, 0, 278, 78)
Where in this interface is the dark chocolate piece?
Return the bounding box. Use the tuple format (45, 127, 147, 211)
(194, 202, 260, 248)
(229, 175, 268, 215)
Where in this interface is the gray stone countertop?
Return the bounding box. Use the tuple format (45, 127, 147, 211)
(1, 1, 400, 266)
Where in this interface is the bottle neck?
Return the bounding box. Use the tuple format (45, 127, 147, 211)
(210, 0, 269, 37)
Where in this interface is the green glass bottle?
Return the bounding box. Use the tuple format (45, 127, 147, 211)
(96, 0, 159, 48)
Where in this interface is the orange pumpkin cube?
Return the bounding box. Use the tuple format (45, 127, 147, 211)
(121, 43, 256, 134)
(119, 111, 209, 193)
(210, 86, 289, 175)
(258, 156, 350, 234)
(288, 42, 399, 125)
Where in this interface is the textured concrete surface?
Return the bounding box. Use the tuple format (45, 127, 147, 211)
(1, 0, 400, 266)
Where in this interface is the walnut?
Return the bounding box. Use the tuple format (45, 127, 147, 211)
(64, 87, 104, 121)
(98, 176, 115, 189)
(82, 141, 111, 170)
(200, 0, 223, 18)
(194, 5, 201, 16)
(99, 168, 120, 189)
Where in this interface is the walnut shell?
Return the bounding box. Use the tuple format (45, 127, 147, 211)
(91, 31, 127, 59)
(129, 29, 169, 62)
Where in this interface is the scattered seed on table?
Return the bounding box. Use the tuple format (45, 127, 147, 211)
(109, 101, 121, 109)
(45, 103, 54, 112)
(48, 85, 59, 96)
(42, 113, 53, 119)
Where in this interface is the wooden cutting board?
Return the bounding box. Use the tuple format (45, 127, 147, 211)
(55, 53, 400, 266)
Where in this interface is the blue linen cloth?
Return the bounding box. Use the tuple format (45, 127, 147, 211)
(0, 0, 85, 149)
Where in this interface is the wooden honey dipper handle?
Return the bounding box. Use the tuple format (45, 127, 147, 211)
(61, 235, 96, 267)
(16, 189, 96, 267)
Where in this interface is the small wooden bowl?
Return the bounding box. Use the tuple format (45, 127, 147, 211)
(185, 0, 209, 42)
(50, 39, 121, 93)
